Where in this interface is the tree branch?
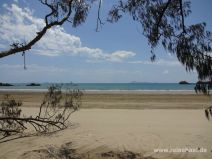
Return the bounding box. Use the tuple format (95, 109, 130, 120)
(155, 0, 172, 32)
(179, 0, 186, 33)
(0, 116, 66, 131)
(40, 0, 56, 25)
(0, 85, 83, 141)
(96, 0, 104, 32)
(0, 1, 72, 59)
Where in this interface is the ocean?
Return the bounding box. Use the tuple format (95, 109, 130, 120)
(0, 83, 196, 91)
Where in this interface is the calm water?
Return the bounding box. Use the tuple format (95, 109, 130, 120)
(0, 83, 196, 91)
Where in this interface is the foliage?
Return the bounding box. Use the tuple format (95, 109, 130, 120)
(108, 0, 212, 82)
(194, 80, 212, 120)
(107, 0, 212, 120)
(0, 95, 24, 137)
(36, 84, 83, 132)
(0, 84, 83, 140)
(205, 106, 212, 121)
(195, 81, 212, 95)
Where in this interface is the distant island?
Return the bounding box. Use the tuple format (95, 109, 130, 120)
(0, 82, 13, 86)
(26, 83, 41, 86)
(179, 81, 190, 84)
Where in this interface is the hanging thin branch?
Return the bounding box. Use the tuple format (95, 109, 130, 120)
(22, 51, 27, 70)
(96, 0, 104, 32)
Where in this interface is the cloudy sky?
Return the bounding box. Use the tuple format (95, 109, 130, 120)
(0, 0, 211, 83)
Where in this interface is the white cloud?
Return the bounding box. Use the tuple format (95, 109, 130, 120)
(129, 59, 181, 66)
(108, 51, 136, 62)
(0, 3, 136, 62)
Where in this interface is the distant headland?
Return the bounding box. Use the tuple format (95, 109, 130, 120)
(179, 81, 190, 84)
(26, 83, 41, 86)
(0, 82, 13, 86)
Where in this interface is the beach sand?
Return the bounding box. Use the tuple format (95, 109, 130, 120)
(0, 91, 212, 159)
(0, 91, 211, 109)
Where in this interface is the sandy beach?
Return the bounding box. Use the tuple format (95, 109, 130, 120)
(0, 91, 212, 159)
(0, 90, 211, 109)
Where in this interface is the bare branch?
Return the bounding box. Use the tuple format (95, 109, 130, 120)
(154, 0, 172, 36)
(96, 0, 104, 32)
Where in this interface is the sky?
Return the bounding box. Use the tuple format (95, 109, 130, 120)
(0, 0, 211, 83)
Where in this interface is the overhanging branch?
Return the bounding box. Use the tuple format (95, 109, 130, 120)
(0, 0, 72, 59)
(154, 0, 172, 34)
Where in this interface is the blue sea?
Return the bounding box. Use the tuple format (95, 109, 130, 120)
(0, 83, 196, 91)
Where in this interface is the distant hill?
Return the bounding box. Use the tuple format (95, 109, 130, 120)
(0, 82, 13, 86)
(26, 83, 41, 86)
(179, 81, 190, 84)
